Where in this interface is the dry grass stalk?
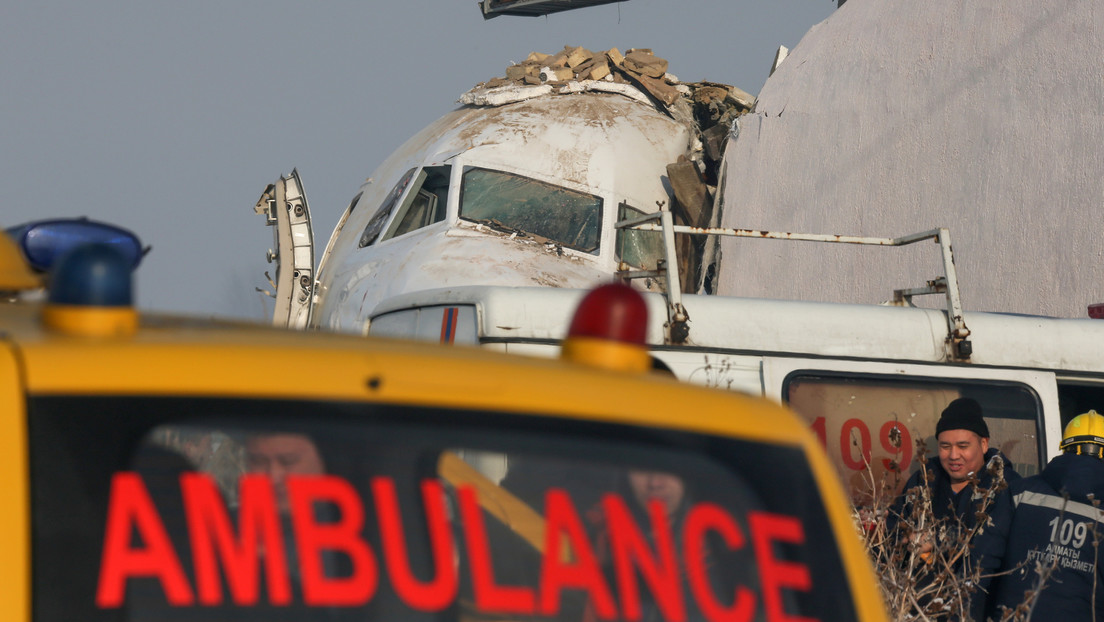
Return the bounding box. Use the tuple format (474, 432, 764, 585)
(849, 431, 1086, 621)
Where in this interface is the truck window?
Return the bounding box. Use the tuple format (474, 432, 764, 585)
(1057, 379, 1104, 430)
(459, 167, 602, 254)
(783, 374, 1042, 506)
(30, 396, 861, 622)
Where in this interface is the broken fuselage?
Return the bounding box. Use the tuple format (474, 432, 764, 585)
(303, 86, 696, 333)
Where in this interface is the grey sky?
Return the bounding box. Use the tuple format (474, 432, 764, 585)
(3, 1, 834, 321)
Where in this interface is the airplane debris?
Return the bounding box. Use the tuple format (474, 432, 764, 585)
(465, 46, 753, 127)
(622, 49, 667, 78)
(458, 46, 756, 292)
(770, 45, 789, 76)
(462, 45, 755, 181)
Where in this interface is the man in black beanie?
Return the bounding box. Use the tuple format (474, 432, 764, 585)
(887, 397, 1021, 552)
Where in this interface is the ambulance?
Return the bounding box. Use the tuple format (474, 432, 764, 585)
(1, 220, 886, 622)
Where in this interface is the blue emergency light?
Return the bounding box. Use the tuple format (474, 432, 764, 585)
(48, 243, 134, 307)
(5, 218, 145, 273)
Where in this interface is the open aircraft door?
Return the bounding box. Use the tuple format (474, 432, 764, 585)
(255, 170, 315, 329)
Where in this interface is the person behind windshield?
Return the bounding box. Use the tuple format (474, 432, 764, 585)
(627, 470, 686, 524)
(243, 431, 347, 613)
(245, 432, 326, 513)
(586, 468, 753, 622)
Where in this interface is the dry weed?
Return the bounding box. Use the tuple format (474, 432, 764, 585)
(852, 436, 1075, 621)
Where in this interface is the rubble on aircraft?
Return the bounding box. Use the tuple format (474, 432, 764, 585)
(456, 45, 756, 285)
(464, 46, 755, 177)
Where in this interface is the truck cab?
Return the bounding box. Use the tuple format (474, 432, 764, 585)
(0, 226, 886, 622)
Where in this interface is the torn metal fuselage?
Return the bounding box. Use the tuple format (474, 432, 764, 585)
(306, 87, 699, 334)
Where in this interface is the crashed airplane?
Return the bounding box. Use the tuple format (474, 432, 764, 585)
(247, 5, 1104, 570)
(259, 0, 1104, 333)
(256, 46, 753, 331)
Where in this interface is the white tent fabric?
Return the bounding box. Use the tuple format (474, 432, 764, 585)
(716, 0, 1103, 318)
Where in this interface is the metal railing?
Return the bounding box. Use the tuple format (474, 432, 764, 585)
(615, 203, 972, 360)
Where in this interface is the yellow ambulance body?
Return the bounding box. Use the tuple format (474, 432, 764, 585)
(0, 232, 886, 622)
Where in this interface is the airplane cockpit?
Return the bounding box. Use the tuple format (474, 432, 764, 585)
(255, 47, 754, 334)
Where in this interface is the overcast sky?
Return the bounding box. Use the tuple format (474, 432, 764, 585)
(3, 1, 835, 321)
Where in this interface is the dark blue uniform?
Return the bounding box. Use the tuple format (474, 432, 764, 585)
(973, 453, 1104, 621)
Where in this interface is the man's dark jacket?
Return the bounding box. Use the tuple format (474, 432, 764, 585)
(972, 453, 1104, 621)
(888, 448, 1021, 536)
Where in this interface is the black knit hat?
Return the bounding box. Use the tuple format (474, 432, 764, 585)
(936, 398, 989, 438)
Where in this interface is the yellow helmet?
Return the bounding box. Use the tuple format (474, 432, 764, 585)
(1060, 410, 1104, 458)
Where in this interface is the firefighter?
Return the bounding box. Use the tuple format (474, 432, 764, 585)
(973, 411, 1104, 621)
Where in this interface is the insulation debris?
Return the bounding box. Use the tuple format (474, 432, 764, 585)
(459, 46, 758, 293)
(461, 46, 755, 138)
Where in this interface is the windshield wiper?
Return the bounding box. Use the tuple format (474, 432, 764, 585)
(465, 218, 558, 246)
(463, 217, 597, 253)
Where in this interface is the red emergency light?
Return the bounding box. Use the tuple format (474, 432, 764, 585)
(560, 283, 650, 373)
(567, 283, 648, 345)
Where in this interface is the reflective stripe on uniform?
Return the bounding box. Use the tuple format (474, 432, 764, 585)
(1013, 490, 1104, 523)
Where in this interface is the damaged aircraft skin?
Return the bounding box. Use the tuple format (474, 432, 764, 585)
(268, 86, 695, 333)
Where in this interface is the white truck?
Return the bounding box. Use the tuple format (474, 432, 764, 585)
(360, 222, 1104, 504)
(261, 168, 1104, 504)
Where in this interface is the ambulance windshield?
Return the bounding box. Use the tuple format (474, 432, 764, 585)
(29, 396, 859, 622)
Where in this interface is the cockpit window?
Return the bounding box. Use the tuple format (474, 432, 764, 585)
(616, 202, 665, 270)
(382, 166, 450, 241)
(459, 167, 602, 254)
(359, 168, 417, 248)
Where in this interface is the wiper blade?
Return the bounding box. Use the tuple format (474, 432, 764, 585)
(467, 217, 523, 235)
(466, 217, 550, 241)
(463, 217, 598, 253)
